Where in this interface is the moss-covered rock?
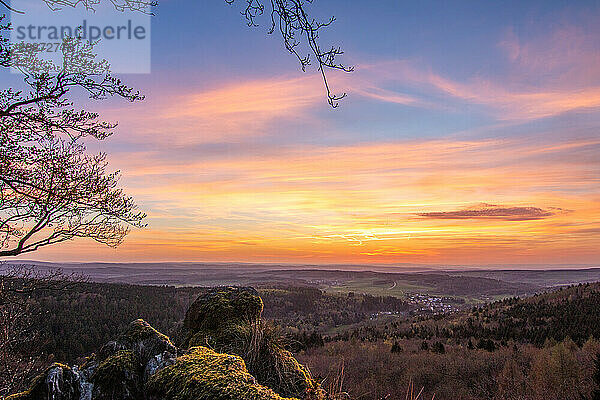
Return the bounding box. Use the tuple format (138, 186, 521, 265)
(6, 364, 80, 400)
(146, 346, 296, 400)
(184, 288, 326, 400)
(186, 319, 247, 350)
(99, 319, 178, 366)
(184, 286, 264, 333)
(250, 343, 324, 400)
(92, 350, 141, 400)
(9, 289, 332, 400)
(8, 320, 179, 400)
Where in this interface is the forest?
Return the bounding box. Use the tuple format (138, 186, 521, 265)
(3, 273, 600, 400)
(4, 280, 412, 363)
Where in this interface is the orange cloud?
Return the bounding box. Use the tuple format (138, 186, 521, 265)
(17, 22, 600, 264)
(100, 75, 325, 146)
(25, 135, 598, 264)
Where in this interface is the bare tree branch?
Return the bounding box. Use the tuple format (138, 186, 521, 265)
(0, 138, 146, 257)
(227, 0, 353, 107)
(1, 34, 144, 141)
(0, 0, 24, 13)
(41, 0, 156, 13)
(0, 0, 352, 259)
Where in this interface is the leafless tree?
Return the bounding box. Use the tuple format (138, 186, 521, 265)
(0, 0, 155, 13)
(1, 30, 143, 141)
(2, 0, 352, 107)
(0, 263, 86, 396)
(40, 0, 157, 13)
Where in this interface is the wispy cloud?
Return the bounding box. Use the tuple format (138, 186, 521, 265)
(498, 25, 600, 86)
(417, 204, 562, 221)
(25, 9, 600, 264)
(355, 61, 600, 121)
(162, 76, 323, 118)
(354, 21, 600, 121)
(101, 75, 325, 146)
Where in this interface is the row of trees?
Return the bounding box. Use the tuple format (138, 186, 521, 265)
(301, 337, 600, 400)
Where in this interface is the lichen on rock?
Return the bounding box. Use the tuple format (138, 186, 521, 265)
(7, 320, 178, 400)
(6, 364, 80, 400)
(184, 287, 327, 400)
(99, 319, 178, 366)
(8, 287, 333, 400)
(91, 350, 141, 400)
(183, 286, 264, 334)
(146, 346, 296, 400)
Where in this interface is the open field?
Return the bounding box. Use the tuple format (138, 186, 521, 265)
(324, 277, 429, 298)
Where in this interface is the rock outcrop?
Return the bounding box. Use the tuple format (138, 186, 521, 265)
(184, 287, 326, 400)
(146, 347, 294, 400)
(7, 318, 179, 400)
(184, 286, 264, 333)
(8, 287, 333, 400)
(7, 364, 81, 400)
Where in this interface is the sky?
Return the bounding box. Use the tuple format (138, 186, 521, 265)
(8, 0, 600, 265)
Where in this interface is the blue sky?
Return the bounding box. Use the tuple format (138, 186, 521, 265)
(5, 0, 600, 264)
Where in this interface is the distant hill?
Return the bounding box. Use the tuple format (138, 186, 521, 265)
(2, 261, 575, 301)
(436, 282, 600, 345)
(452, 268, 600, 287)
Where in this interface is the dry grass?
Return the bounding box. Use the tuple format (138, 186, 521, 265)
(404, 379, 434, 400)
(319, 359, 348, 400)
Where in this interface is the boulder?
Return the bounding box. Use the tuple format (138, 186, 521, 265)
(184, 287, 326, 400)
(91, 350, 141, 400)
(99, 319, 178, 368)
(146, 346, 295, 400)
(183, 286, 263, 333)
(9, 288, 332, 400)
(6, 364, 80, 400)
(8, 320, 178, 400)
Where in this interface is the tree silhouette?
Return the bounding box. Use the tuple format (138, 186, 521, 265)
(0, 137, 146, 256)
(4, 0, 351, 107)
(229, 0, 353, 107)
(0, 0, 351, 257)
(0, 32, 146, 257)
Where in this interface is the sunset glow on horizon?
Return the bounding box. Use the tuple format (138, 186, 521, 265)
(11, 1, 600, 266)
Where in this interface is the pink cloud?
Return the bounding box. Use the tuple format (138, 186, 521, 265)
(100, 75, 325, 146)
(352, 22, 600, 121)
(498, 25, 600, 87)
